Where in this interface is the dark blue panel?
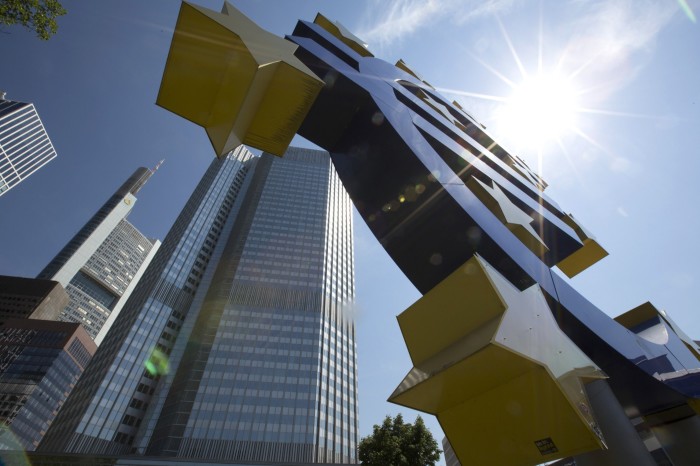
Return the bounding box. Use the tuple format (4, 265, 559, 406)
(286, 18, 700, 409)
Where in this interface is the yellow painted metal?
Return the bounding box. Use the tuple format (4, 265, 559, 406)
(395, 59, 421, 79)
(504, 154, 549, 191)
(616, 302, 700, 362)
(157, 1, 324, 158)
(614, 302, 660, 329)
(397, 258, 504, 368)
(615, 303, 700, 423)
(313, 14, 373, 57)
(556, 213, 608, 277)
(438, 367, 605, 466)
(390, 255, 607, 466)
(395, 59, 435, 89)
(390, 345, 536, 414)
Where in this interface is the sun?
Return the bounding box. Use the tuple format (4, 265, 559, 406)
(496, 72, 579, 149)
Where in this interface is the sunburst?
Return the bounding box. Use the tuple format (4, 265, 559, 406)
(436, 5, 669, 180)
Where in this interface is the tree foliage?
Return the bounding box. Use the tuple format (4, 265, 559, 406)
(0, 0, 66, 40)
(359, 414, 442, 466)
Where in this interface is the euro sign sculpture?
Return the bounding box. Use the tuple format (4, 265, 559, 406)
(158, 3, 700, 465)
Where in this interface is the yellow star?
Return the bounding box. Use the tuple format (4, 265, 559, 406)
(157, 1, 324, 157)
(314, 13, 373, 57)
(390, 255, 606, 465)
(417, 89, 468, 131)
(556, 212, 608, 277)
(505, 153, 548, 191)
(396, 59, 435, 89)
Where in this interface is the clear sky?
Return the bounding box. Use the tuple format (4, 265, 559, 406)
(1, 1, 700, 464)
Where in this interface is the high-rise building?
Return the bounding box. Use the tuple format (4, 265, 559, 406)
(442, 437, 460, 466)
(0, 275, 69, 324)
(0, 95, 58, 197)
(37, 167, 161, 343)
(40, 146, 358, 464)
(0, 318, 96, 451)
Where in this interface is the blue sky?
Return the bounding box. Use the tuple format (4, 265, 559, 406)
(1, 1, 700, 463)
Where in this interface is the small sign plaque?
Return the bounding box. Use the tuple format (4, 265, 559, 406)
(535, 437, 559, 455)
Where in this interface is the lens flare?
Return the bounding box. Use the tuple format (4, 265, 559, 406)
(0, 427, 31, 464)
(498, 73, 579, 148)
(145, 348, 170, 376)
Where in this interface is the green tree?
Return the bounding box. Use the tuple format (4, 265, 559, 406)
(359, 414, 442, 466)
(0, 0, 66, 40)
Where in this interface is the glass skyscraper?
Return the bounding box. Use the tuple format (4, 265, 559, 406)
(38, 167, 161, 342)
(0, 96, 57, 197)
(40, 146, 358, 464)
(0, 319, 96, 451)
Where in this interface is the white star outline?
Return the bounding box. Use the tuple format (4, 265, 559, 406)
(470, 176, 548, 252)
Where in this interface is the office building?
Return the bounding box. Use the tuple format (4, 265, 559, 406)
(37, 167, 161, 342)
(442, 437, 460, 466)
(40, 146, 358, 464)
(0, 95, 58, 197)
(0, 275, 69, 323)
(0, 318, 96, 451)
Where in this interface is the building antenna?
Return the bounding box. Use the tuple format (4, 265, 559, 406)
(151, 159, 165, 174)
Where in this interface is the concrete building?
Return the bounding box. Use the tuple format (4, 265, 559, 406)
(0, 318, 96, 451)
(40, 146, 358, 464)
(37, 167, 161, 342)
(0, 95, 58, 197)
(0, 275, 69, 323)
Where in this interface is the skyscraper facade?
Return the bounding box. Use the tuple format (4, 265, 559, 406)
(0, 319, 96, 451)
(0, 275, 69, 324)
(40, 146, 358, 464)
(0, 96, 58, 197)
(37, 167, 161, 342)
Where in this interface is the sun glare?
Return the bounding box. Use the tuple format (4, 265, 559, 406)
(446, 11, 657, 174)
(498, 73, 579, 149)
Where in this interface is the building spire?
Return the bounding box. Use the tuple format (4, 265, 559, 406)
(151, 159, 165, 174)
(127, 163, 160, 196)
